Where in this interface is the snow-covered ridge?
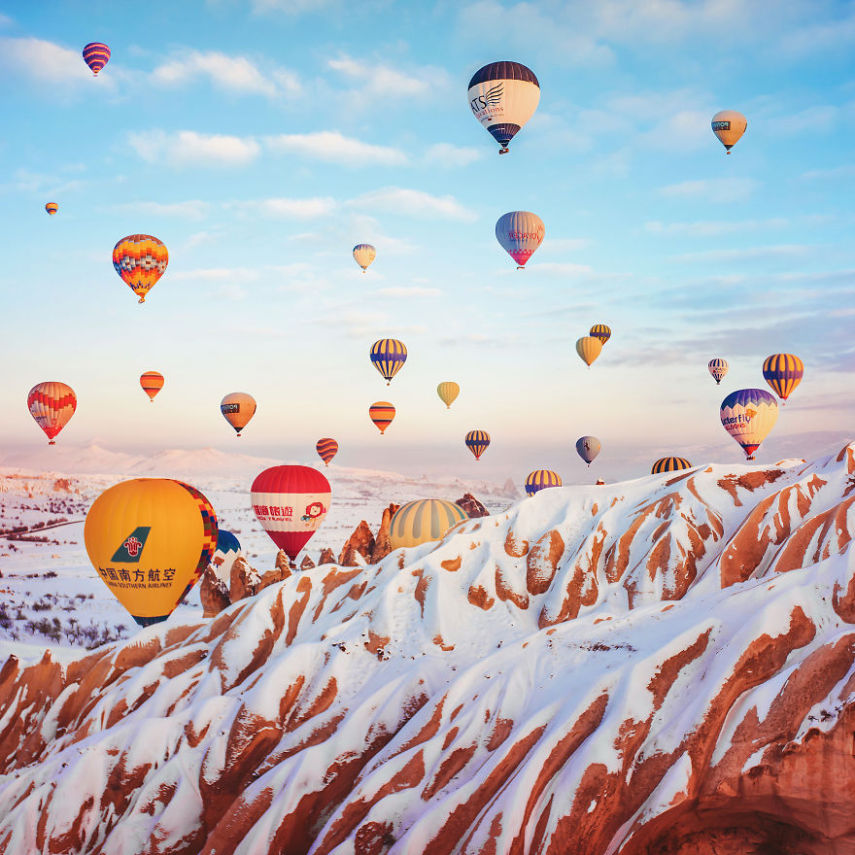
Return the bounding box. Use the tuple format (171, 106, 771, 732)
(0, 443, 854, 854)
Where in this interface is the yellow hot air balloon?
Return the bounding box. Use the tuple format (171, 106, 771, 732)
(762, 353, 804, 404)
(437, 381, 460, 409)
(140, 371, 164, 402)
(220, 392, 257, 436)
(389, 499, 468, 549)
(711, 110, 747, 154)
(720, 388, 779, 460)
(651, 457, 693, 475)
(84, 478, 217, 626)
(353, 244, 376, 272)
(576, 336, 603, 367)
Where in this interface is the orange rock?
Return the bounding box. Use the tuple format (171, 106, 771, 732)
(200, 564, 231, 618)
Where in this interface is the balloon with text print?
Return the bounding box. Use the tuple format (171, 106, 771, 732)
(495, 211, 544, 268)
(720, 388, 779, 460)
(711, 110, 747, 153)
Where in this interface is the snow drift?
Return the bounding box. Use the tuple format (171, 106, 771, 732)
(1, 444, 855, 854)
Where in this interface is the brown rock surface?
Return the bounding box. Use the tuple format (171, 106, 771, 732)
(456, 492, 488, 518)
(371, 502, 400, 563)
(339, 520, 375, 567)
(200, 564, 231, 618)
(317, 547, 337, 565)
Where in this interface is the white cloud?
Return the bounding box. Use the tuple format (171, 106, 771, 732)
(113, 200, 210, 219)
(0, 36, 94, 84)
(801, 164, 855, 180)
(424, 143, 482, 167)
(671, 244, 816, 264)
(645, 217, 789, 236)
(171, 267, 260, 283)
(350, 187, 476, 221)
(328, 56, 429, 97)
(151, 50, 300, 96)
(659, 177, 759, 201)
(377, 286, 442, 298)
(235, 197, 337, 218)
(529, 262, 595, 276)
(0, 13, 13, 28)
(265, 131, 407, 165)
(128, 130, 260, 167)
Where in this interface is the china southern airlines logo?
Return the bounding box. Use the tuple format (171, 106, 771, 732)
(470, 82, 503, 113)
(111, 526, 152, 563)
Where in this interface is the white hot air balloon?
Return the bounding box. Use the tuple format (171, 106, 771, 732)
(495, 211, 544, 269)
(353, 244, 376, 273)
(468, 61, 540, 154)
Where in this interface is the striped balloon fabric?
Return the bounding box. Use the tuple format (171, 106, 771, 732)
(589, 323, 611, 345)
(389, 499, 468, 549)
(44, 202, 58, 215)
(651, 457, 693, 475)
(465, 429, 491, 461)
(436, 381, 460, 409)
(82, 42, 111, 75)
(524, 469, 562, 496)
(708, 358, 729, 385)
(27, 381, 77, 444)
(139, 371, 164, 402)
(762, 353, 804, 403)
(370, 338, 407, 385)
(316, 437, 339, 466)
(112, 234, 169, 303)
(369, 401, 396, 434)
(720, 388, 779, 460)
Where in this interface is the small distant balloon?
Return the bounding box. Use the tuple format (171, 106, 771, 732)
(27, 381, 76, 445)
(140, 371, 164, 402)
(353, 244, 376, 272)
(370, 339, 407, 385)
(113, 235, 168, 303)
(316, 437, 339, 466)
(45, 202, 58, 216)
(711, 110, 747, 154)
(495, 211, 544, 268)
(82, 42, 111, 76)
(708, 358, 728, 385)
(589, 324, 611, 345)
(369, 401, 396, 435)
(465, 429, 490, 461)
(467, 61, 540, 154)
(576, 336, 603, 367)
(436, 381, 460, 409)
(762, 353, 804, 404)
(575, 436, 601, 466)
(651, 457, 692, 475)
(220, 392, 257, 437)
(390, 499, 468, 549)
(720, 388, 779, 460)
(524, 469, 562, 497)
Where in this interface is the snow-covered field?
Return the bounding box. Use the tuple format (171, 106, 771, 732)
(0, 445, 518, 658)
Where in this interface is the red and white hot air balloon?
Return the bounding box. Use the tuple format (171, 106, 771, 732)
(251, 465, 331, 560)
(27, 382, 77, 444)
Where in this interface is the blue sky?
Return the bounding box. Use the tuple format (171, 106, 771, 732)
(2, 0, 854, 482)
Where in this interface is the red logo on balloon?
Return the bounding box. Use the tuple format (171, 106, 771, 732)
(304, 501, 324, 519)
(124, 536, 142, 557)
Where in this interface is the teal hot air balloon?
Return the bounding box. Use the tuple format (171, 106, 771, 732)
(370, 339, 407, 385)
(495, 211, 544, 269)
(575, 436, 601, 466)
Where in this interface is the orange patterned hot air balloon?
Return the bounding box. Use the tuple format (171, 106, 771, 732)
(369, 401, 395, 435)
(316, 437, 338, 466)
(27, 382, 77, 444)
(140, 371, 164, 402)
(45, 202, 58, 216)
(112, 235, 168, 303)
(220, 393, 257, 437)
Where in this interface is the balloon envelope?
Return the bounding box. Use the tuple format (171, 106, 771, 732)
(437, 381, 460, 409)
(576, 336, 603, 366)
(370, 339, 407, 384)
(720, 388, 779, 460)
(589, 324, 611, 345)
(84, 478, 217, 626)
(369, 401, 395, 434)
(708, 358, 728, 385)
(711, 110, 746, 152)
(468, 61, 540, 153)
(251, 465, 331, 560)
(762, 353, 804, 403)
(45, 202, 58, 215)
(495, 211, 544, 268)
(82, 42, 110, 75)
(140, 371, 164, 401)
(316, 437, 339, 466)
(651, 457, 693, 475)
(113, 234, 168, 303)
(575, 436, 601, 465)
(220, 392, 257, 436)
(524, 469, 562, 497)
(27, 381, 76, 444)
(353, 244, 376, 272)
(390, 499, 468, 549)
(465, 429, 490, 460)
(215, 529, 241, 556)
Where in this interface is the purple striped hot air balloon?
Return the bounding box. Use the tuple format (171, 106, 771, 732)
(82, 42, 111, 76)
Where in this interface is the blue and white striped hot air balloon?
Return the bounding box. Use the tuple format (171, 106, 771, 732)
(708, 358, 728, 385)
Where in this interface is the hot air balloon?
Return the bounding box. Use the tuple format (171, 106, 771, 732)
(708, 358, 728, 385)
(651, 457, 693, 475)
(762, 353, 804, 404)
(437, 381, 460, 409)
(353, 244, 376, 272)
(711, 110, 747, 154)
(112, 235, 168, 303)
(84, 478, 217, 626)
(140, 371, 164, 402)
(220, 392, 256, 437)
(215, 529, 241, 556)
(251, 465, 331, 560)
(575, 436, 601, 466)
(370, 339, 407, 385)
(720, 388, 779, 460)
(495, 211, 544, 269)
(27, 382, 76, 445)
(465, 430, 490, 461)
(576, 336, 603, 367)
(369, 401, 395, 435)
(82, 42, 111, 76)
(212, 528, 241, 580)
(390, 499, 468, 549)
(316, 437, 338, 466)
(524, 469, 562, 497)
(45, 203, 58, 216)
(589, 324, 611, 345)
(467, 61, 540, 154)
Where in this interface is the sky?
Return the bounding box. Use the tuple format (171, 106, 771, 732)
(1, 0, 854, 484)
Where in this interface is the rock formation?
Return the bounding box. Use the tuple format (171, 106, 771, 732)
(456, 492, 488, 518)
(339, 520, 375, 567)
(370, 502, 400, 563)
(317, 547, 336, 565)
